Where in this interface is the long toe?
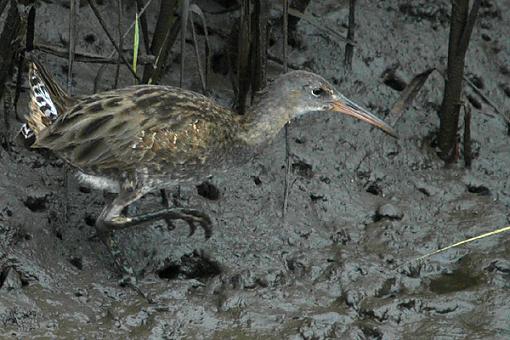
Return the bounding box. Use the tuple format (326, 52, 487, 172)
(182, 209, 212, 239)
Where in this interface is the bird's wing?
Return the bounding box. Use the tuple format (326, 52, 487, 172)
(35, 85, 238, 175)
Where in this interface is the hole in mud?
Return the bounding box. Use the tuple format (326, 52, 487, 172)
(69, 257, 83, 270)
(158, 252, 221, 280)
(84, 214, 96, 226)
(383, 76, 406, 91)
(196, 181, 220, 200)
(292, 160, 314, 179)
(79, 186, 91, 193)
(252, 176, 262, 186)
(361, 326, 383, 339)
(366, 182, 382, 196)
(24, 195, 48, 212)
(157, 264, 181, 280)
(83, 33, 96, 44)
(467, 184, 491, 196)
(381, 66, 407, 91)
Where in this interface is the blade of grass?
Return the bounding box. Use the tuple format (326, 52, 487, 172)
(388, 68, 435, 126)
(133, 13, 140, 74)
(86, 0, 140, 81)
(415, 225, 510, 262)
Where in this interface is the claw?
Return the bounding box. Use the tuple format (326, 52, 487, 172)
(179, 209, 212, 239)
(187, 221, 197, 237)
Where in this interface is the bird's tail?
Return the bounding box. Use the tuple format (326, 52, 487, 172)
(21, 56, 72, 140)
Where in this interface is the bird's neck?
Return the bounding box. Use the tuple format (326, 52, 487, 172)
(237, 96, 292, 147)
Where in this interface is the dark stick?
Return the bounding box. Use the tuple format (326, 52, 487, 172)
(65, 0, 78, 225)
(114, 0, 122, 88)
(0, 0, 21, 149)
(189, 14, 206, 93)
(35, 43, 155, 64)
(458, 0, 482, 55)
(282, 0, 291, 221)
(142, 0, 180, 84)
(236, 0, 251, 114)
(463, 102, 472, 168)
(251, 0, 269, 94)
(180, 0, 190, 87)
(343, 0, 356, 72)
(67, 0, 77, 94)
(283, 0, 288, 73)
(190, 5, 210, 92)
(0, 0, 21, 107)
(86, 0, 140, 81)
(14, 5, 35, 114)
(437, 0, 480, 163)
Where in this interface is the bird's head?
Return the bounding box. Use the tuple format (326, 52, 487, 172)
(261, 71, 397, 138)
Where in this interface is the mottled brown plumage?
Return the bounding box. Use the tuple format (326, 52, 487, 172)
(24, 57, 396, 297)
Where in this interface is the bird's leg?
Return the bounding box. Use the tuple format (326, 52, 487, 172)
(96, 189, 213, 289)
(95, 189, 149, 301)
(108, 207, 212, 238)
(172, 185, 183, 207)
(159, 186, 202, 236)
(160, 189, 176, 231)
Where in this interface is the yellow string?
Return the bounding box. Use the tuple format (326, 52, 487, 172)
(415, 225, 510, 262)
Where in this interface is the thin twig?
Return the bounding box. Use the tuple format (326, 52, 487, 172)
(282, 0, 291, 222)
(114, 0, 122, 88)
(463, 101, 472, 168)
(463, 75, 510, 123)
(86, 0, 140, 81)
(189, 4, 210, 94)
(282, 124, 292, 221)
(65, 0, 78, 226)
(283, 0, 288, 73)
(180, 0, 190, 87)
(92, 0, 154, 90)
(35, 43, 155, 64)
(67, 0, 77, 94)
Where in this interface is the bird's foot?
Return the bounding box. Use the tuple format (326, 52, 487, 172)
(165, 208, 212, 239)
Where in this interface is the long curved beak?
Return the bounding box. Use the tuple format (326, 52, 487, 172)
(330, 94, 398, 138)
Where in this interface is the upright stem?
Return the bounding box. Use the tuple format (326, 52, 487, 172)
(438, 0, 480, 163)
(344, 0, 356, 72)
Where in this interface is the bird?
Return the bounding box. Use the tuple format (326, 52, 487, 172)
(22, 56, 397, 296)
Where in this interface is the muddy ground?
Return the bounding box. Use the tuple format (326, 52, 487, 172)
(1, 0, 510, 338)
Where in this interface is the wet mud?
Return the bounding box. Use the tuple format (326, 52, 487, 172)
(1, 0, 510, 338)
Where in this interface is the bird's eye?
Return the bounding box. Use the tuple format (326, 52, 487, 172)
(311, 88, 325, 97)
